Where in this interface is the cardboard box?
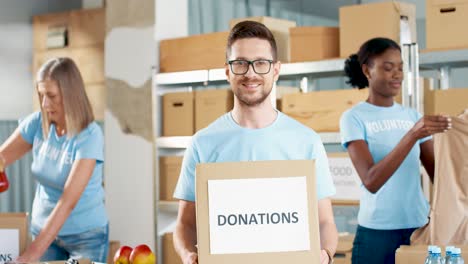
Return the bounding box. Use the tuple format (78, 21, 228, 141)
(396, 245, 468, 264)
(33, 9, 104, 51)
(163, 233, 183, 264)
(163, 92, 194, 136)
(289, 27, 339, 62)
(195, 160, 320, 264)
(339, 1, 416, 57)
(85, 84, 106, 121)
(159, 156, 183, 201)
(69, 8, 105, 48)
(159, 32, 229, 73)
(107, 240, 120, 264)
(0, 213, 28, 262)
(229, 17, 296, 62)
(282, 88, 368, 132)
(334, 234, 354, 264)
(426, 0, 468, 50)
(424, 87, 468, 116)
(195, 89, 233, 131)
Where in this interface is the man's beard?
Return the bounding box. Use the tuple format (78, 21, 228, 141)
(234, 78, 273, 106)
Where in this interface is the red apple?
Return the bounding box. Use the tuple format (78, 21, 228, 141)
(130, 244, 156, 264)
(114, 245, 133, 264)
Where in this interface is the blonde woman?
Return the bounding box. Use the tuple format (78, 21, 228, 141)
(0, 58, 108, 261)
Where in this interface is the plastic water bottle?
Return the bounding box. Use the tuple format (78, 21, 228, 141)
(448, 247, 464, 264)
(445, 246, 455, 264)
(428, 247, 444, 264)
(426, 246, 436, 264)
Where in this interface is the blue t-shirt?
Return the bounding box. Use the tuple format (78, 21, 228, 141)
(174, 111, 336, 202)
(19, 112, 107, 235)
(340, 102, 430, 230)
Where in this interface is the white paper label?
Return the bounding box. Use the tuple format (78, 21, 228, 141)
(0, 229, 19, 264)
(329, 157, 362, 201)
(208, 176, 311, 254)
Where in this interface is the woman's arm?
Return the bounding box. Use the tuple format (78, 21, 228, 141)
(0, 129, 32, 166)
(347, 115, 450, 193)
(17, 158, 97, 261)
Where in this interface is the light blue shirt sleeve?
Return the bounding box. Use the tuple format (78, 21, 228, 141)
(340, 110, 366, 149)
(18, 112, 41, 144)
(173, 137, 200, 202)
(313, 138, 336, 200)
(75, 123, 104, 162)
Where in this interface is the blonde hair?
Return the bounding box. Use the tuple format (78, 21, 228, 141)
(36, 57, 95, 138)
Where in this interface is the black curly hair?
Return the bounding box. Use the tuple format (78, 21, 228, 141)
(344, 37, 401, 89)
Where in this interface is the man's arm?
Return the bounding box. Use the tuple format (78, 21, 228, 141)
(174, 200, 198, 264)
(318, 198, 338, 263)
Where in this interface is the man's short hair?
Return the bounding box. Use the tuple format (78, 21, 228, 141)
(226, 20, 278, 61)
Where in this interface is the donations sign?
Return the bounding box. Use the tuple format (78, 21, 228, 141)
(196, 160, 320, 264)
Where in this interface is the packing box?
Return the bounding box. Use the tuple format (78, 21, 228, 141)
(424, 87, 468, 116)
(163, 233, 183, 264)
(289, 27, 339, 62)
(229, 16, 296, 62)
(159, 32, 229, 73)
(339, 1, 416, 57)
(281, 88, 368, 132)
(33, 8, 105, 51)
(159, 156, 183, 201)
(396, 245, 468, 264)
(195, 89, 233, 131)
(426, 0, 468, 50)
(195, 160, 320, 264)
(162, 91, 194, 136)
(334, 234, 354, 264)
(0, 213, 29, 262)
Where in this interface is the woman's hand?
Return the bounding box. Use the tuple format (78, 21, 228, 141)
(410, 115, 452, 140)
(183, 252, 198, 264)
(320, 249, 331, 264)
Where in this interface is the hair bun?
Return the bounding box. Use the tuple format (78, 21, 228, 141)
(344, 53, 368, 89)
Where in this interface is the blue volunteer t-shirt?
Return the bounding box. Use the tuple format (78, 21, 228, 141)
(174, 111, 336, 202)
(19, 112, 107, 235)
(340, 102, 430, 230)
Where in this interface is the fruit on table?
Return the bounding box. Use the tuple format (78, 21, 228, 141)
(0, 158, 9, 193)
(130, 244, 156, 264)
(114, 245, 133, 264)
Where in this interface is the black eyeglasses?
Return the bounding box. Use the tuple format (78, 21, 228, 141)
(228, 59, 275, 75)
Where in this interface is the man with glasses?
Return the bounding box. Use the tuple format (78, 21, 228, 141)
(173, 20, 338, 264)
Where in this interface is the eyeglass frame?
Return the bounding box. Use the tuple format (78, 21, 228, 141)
(227, 59, 276, 75)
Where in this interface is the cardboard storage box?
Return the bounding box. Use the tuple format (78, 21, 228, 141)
(289, 27, 339, 62)
(163, 92, 194, 136)
(426, 0, 468, 50)
(159, 32, 229, 73)
(424, 87, 468, 116)
(396, 245, 468, 264)
(85, 84, 106, 121)
(163, 233, 183, 264)
(195, 89, 233, 131)
(229, 16, 296, 62)
(334, 234, 354, 264)
(33, 8, 104, 51)
(281, 88, 368, 132)
(0, 213, 29, 262)
(195, 160, 320, 263)
(339, 1, 416, 57)
(159, 156, 183, 201)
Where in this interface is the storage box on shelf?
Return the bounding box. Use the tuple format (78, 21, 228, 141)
(162, 92, 194, 136)
(163, 233, 183, 264)
(289, 27, 339, 62)
(339, 1, 416, 57)
(195, 89, 234, 131)
(334, 234, 354, 264)
(424, 87, 468, 116)
(159, 32, 229, 73)
(229, 16, 296, 62)
(159, 156, 183, 201)
(426, 0, 468, 50)
(281, 88, 368, 132)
